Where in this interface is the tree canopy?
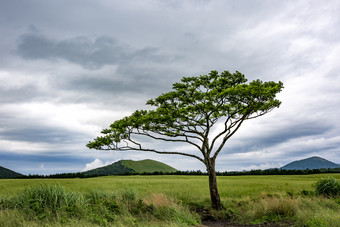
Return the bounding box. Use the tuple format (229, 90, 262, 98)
(87, 70, 283, 209)
(87, 70, 283, 162)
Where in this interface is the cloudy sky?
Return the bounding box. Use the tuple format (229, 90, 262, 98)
(1, 0, 340, 175)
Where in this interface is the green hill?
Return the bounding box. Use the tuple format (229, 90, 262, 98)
(0, 166, 23, 179)
(83, 159, 177, 176)
(281, 156, 339, 170)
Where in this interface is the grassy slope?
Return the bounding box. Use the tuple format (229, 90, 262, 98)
(121, 159, 177, 173)
(282, 156, 339, 170)
(83, 159, 177, 176)
(0, 166, 23, 179)
(82, 161, 134, 176)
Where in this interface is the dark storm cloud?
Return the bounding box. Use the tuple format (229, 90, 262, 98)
(17, 32, 170, 70)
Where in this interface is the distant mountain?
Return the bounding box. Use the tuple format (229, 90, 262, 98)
(281, 156, 340, 170)
(83, 159, 177, 176)
(0, 166, 23, 179)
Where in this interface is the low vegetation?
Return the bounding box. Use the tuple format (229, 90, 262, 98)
(0, 174, 339, 226)
(315, 177, 340, 197)
(0, 184, 199, 227)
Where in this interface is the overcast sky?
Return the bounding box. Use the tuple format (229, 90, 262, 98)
(1, 0, 340, 175)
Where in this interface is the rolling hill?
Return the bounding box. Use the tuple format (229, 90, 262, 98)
(0, 166, 23, 179)
(281, 156, 339, 170)
(83, 159, 177, 176)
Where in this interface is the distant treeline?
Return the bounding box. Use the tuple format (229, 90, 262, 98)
(216, 168, 340, 176)
(16, 172, 102, 179)
(16, 167, 340, 179)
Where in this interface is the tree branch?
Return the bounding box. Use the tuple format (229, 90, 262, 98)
(132, 130, 203, 151)
(212, 113, 248, 160)
(116, 138, 205, 163)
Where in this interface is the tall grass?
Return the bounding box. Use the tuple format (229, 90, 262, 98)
(295, 197, 340, 227)
(0, 184, 200, 226)
(17, 184, 85, 219)
(1, 174, 339, 226)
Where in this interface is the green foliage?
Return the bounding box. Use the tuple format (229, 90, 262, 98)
(87, 69, 283, 211)
(315, 177, 340, 197)
(87, 70, 283, 160)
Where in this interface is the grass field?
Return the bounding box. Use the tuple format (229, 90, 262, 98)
(0, 174, 339, 226)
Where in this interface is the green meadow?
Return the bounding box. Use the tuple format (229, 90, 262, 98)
(0, 174, 340, 226)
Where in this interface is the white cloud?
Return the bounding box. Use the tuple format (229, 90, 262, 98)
(244, 162, 284, 171)
(82, 158, 113, 172)
(0, 139, 52, 153)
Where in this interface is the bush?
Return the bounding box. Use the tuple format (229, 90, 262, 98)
(315, 177, 340, 197)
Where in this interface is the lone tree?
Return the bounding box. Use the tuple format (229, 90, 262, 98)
(87, 70, 283, 210)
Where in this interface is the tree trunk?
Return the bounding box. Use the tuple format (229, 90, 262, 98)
(206, 158, 222, 210)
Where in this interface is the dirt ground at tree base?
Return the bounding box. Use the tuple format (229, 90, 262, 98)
(196, 220, 296, 227)
(194, 208, 295, 227)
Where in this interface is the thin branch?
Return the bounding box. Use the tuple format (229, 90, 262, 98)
(208, 106, 247, 152)
(246, 109, 273, 120)
(117, 141, 205, 163)
(135, 127, 204, 143)
(133, 130, 203, 151)
(212, 114, 249, 160)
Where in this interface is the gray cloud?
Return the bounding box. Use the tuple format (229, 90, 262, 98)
(1, 0, 340, 174)
(17, 33, 171, 70)
(249, 121, 331, 146)
(0, 85, 41, 103)
(12, 31, 181, 107)
(0, 127, 83, 144)
(212, 119, 333, 164)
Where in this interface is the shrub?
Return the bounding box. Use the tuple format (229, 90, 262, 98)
(315, 177, 340, 197)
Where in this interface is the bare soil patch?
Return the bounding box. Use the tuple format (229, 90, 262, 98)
(197, 220, 295, 227)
